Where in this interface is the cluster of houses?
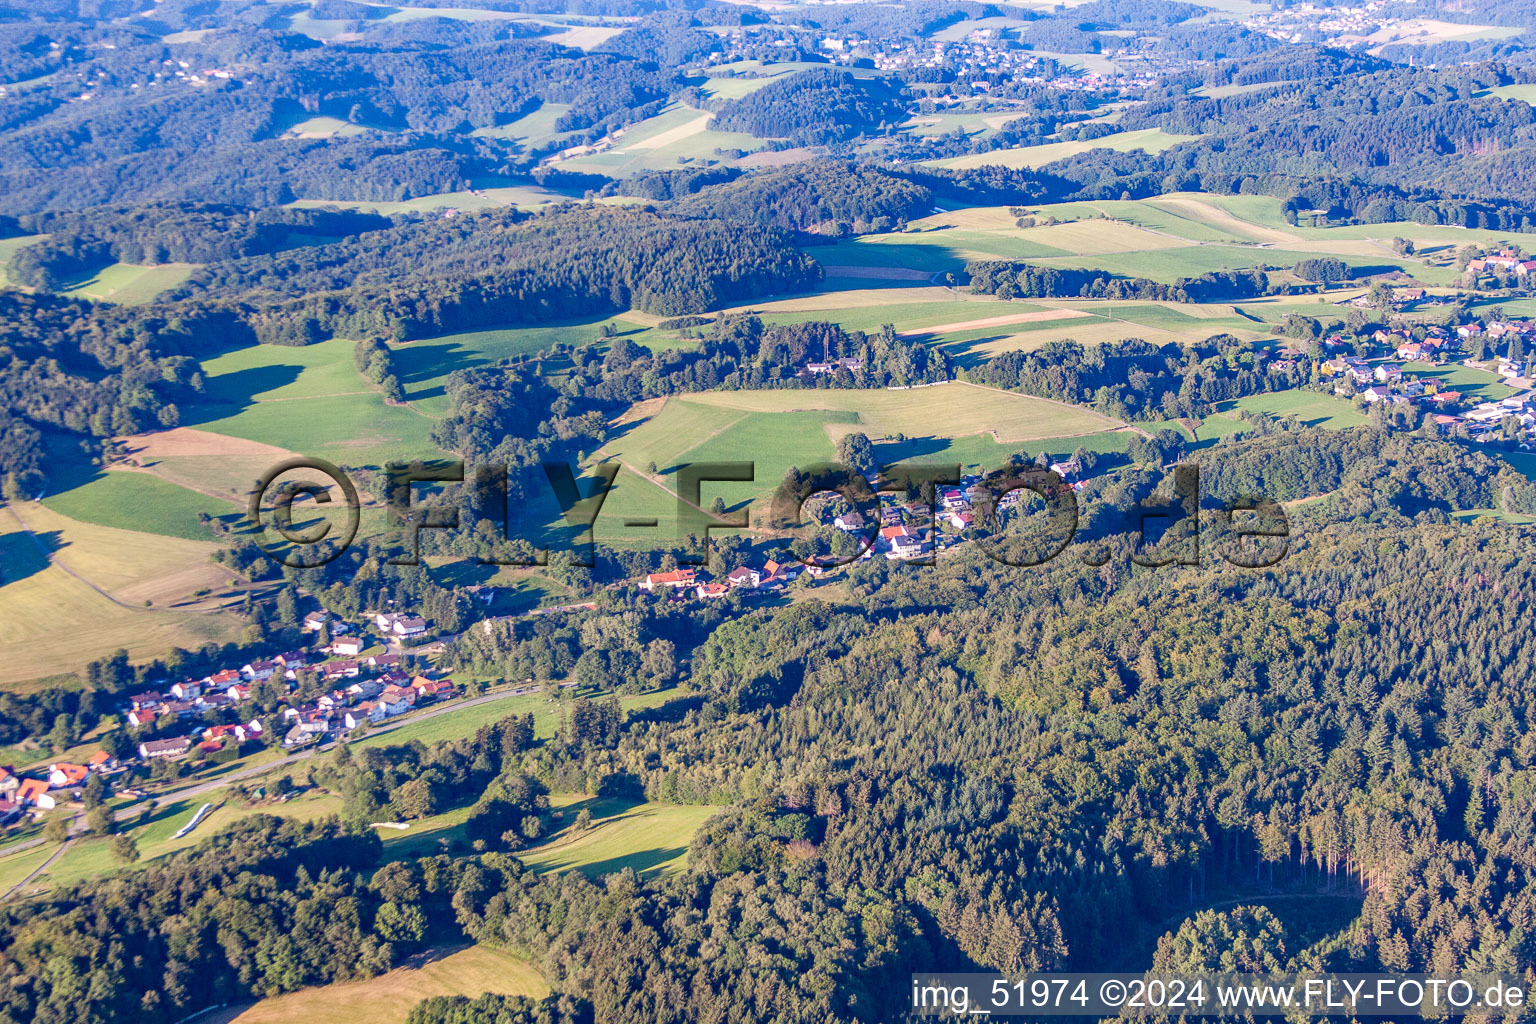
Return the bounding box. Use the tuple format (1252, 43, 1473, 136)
(1440, 396, 1536, 445)
(0, 752, 120, 820)
(634, 467, 1080, 598)
(1467, 251, 1536, 279)
(279, 669, 454, 749)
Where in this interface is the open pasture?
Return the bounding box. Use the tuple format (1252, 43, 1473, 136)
(222, 945, 546, 1024)
(559, 103, 768, 177)
(517, 797, 718, 879)
(932, 128, 1199, 170)
(190, 338, 442, 467)
(0, 502, 243, 688)
(60, 262, 197, 304)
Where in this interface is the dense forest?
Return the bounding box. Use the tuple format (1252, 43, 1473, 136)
(708, 68, 910, 147)
(169, 205, 822, 341)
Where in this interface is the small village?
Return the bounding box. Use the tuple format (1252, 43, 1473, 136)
(0, 608, 461, 831)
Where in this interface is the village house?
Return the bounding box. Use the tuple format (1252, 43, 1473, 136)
(241, 659, 278, 682)
(0, 768, 19, 801)
(376, 612, 428, 637)
(760, 559, 801, 586)
(411, 676, 453, 701)
(832, 511, 866, 532)
(380, 685, 416, 715)
(16, 778, 55, 810)
(726, 566, 761, 588)
(169, 680, 202, 700)
(344, 703, 386, 730)
(139, 737, 191, 760)
(47, 763, 88, 789)
(322, 659, 362, 681)
(128, 691, 162, 710)
(331, 635, 366, 657)
(880, 525, 925, 559)
(127, 706, 162, 728)
(640, 568, 697, 591)
(348, 679, 384, 701)
(283, 721, 329, 747)
(1374, 364, 1403, 383)
(303, 610, 330, 632)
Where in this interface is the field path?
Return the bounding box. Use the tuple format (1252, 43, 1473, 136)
(1144, 197, 1303, 246)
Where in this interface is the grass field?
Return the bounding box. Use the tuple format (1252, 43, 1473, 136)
(1487, 84, 1536, 105)
(284, 115, 370, 139)
(558, 102, 768, 176)
(223, 945, 546, 1024)
(0, 233, 45, 286)
(1197, 390, 1370, 440)
(287, 179, 572, 215)
(355, 686, 684, 749)
(43, 469, 238, 538)
(517, 796, 717, 878)
(817, 193, 1470, 288)
(0, 501, 243, 688)
(391, 317, 630, 416)
(190, 338, 443, 467)
(0, 843, 54, 894)
(472, 100, 574, 146)
(932, 128, 1199, 170)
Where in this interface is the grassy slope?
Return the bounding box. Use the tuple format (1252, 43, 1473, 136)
(0, 502, 243, 688)
(226, 945, 547, 1024)
(191, 338, 442, 467)
(517, 798, 718, 878)
(932, 128, 1199, 170)
(61, 262, 197, 304)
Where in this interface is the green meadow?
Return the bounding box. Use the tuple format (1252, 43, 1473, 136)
(192, 338, 441, 466)
(42, 470, 236, 540)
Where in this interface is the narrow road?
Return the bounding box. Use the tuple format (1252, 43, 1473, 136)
(0, 684, 557, 869)
(2, 835, 73, 900)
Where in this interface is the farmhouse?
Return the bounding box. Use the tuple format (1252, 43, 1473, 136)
(16, 778, 54, 810)
(640, 569, 697, 591)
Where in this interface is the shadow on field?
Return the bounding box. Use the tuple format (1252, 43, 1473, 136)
(0, 528, 58, 585)
(183, 363, 306, 426)
(940, 333, 1015, 368)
